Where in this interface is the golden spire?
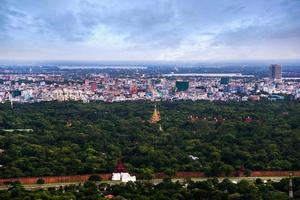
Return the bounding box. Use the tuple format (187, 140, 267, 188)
(149, 105, 161, 124)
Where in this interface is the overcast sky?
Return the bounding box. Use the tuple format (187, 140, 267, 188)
(0, 0, 300, 61)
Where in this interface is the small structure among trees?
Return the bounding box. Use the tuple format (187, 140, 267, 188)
(111, 161, 136, 183)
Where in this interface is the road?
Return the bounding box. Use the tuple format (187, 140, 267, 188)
(0, 176, 289, 191)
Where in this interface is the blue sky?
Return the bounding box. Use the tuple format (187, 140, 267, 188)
(0, 0, 300, 61)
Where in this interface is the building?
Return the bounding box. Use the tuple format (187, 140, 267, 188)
(91, 82, 97, 92)
(269, 64, 282, 81)
(268, 94, 285, 101)
(175, 81, 189, 92)
(51, 88, 83, 101)
(130, 84, 138, 94)
(248, 95, 260, 101)
(84, 79, 89, 87)
(220, 77, 230, 85)
(111, 161, 136, 183)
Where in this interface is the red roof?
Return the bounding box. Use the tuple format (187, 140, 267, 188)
(114, 161, 127, 173)
(104, 194, 114, 199)
(243, 116, 254, 123)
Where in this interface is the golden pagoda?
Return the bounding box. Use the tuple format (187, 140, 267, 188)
(149, 105, 161, 124)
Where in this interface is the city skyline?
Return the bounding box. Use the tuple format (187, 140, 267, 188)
(1, 0, 300, 62)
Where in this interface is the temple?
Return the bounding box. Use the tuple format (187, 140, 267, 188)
(114, 161, 127, 173)
(111, 161, 136, 183)
(149, 105, 161, 124)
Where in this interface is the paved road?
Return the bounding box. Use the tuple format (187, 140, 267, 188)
(0, 176, 289, 191)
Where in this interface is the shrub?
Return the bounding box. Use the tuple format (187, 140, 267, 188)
(88, 175, 102, 182)
(36, 178, 45, 184)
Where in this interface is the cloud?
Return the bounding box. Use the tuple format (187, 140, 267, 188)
(0, 0, 299, 60)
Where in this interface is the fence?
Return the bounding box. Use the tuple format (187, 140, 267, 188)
(0, 171, 299, 186)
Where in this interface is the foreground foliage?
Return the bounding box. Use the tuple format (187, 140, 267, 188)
(0, 100, 300, 178)
(1, 178, 300, 200)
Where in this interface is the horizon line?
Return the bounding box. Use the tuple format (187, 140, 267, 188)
(1, 58, 300, 65)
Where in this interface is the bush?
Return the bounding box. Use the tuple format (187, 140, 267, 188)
(88, 175, 102, 182)
(244, 169, 251, 177)
(139, 168, 154, 180)
(255, 178, 263, 185)
(11, 181, 21, 187)
(36, 178, 45, 184)
(164, 169, 176, 178)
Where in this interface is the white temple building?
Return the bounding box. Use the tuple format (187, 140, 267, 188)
(112, 172, 136, 182)
(111, 161, 136, 183)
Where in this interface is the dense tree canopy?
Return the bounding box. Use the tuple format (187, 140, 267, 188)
(0, 100, 300, 178)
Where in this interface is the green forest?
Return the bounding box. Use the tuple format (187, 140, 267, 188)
(0, 100, 300, 178)
(1, 177, 300, 200)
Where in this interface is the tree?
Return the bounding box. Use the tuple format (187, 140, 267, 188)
(237, 180, 251, 194)
(1, 101, 300, 178)
(164, 169, 176, 178)
(139, 168, 154, 180)
(263, 191, 288, 200)
(36, 178, 45, 184)
(88, 175, 102, 182)
(228, 193, 241, 200)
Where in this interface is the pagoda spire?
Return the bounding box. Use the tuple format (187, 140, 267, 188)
(149, 105, 161, 124)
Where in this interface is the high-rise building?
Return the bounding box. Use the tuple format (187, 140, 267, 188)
(175, 81, 189, 92)
(269, 64, 282, 81)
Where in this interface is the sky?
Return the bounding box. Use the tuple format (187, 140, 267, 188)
(0, 0, 300, 62)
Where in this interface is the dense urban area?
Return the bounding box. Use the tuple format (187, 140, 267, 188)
(0, 65, 300, 103)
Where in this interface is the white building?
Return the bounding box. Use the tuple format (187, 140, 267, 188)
(112, 172, 136, 183)
(111, 161, 136, 183)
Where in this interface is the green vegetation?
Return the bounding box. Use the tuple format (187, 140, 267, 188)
(1, 178, 300, 200)
(88, 175, 102, 182)
(0, 100, 300, 178)
(36, 178, 45, 185)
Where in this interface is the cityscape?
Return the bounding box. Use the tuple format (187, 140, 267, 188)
(1, 0, 300, 199)
(1, 64, 300, 104)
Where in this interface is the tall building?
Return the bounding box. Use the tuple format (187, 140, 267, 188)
(175, 81, 189, 92)
(269, 64, 282, 81)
